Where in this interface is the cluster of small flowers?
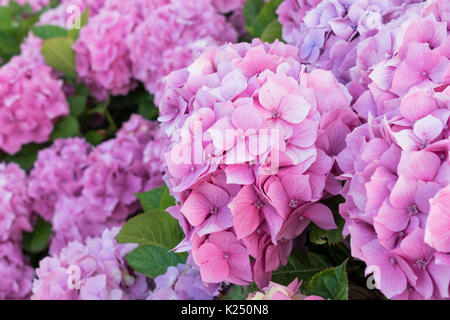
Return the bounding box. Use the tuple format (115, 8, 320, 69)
(0, 0, 49, 11)
(247, 278, 324, 300)
(277, 0, 448, 100)
(336, 88, 450, 299)
(278, 0, 450, 300)
(159, 39, 357, 288)
(147, 263, 220, 300)
(58, 0, 238, 101)
(0, 36, 69, 155)
(32, 228, 149, 300)
(127, 0, 238, 104)
(28, 115, 167, 254)
(0, 163, 34, 299)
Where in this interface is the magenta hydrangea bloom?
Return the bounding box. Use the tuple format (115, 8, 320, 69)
(159, 39, 359, 288)
(127, 0, 237, 104)
(147, 263, 221, 300)
(28, 138, 92, 221)
(32, 228, 149, 300)
(247, 278, 324, 300)
(28, 115, 166, 253)
(337, 85, 450, 300)
(0, 163, 33, 243)
(0, 242, 34, 300)
(73, 7, 139, 100)
(0, 48, 69, 155)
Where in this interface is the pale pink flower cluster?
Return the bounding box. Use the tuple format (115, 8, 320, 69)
(32, 228, 149, 300)
(0, 0, 49, 11)
(28, 115, 166, 254)
(0, 40, 69, 155)
(146, 263, 220, 300)
(160, 39, 356, 288)
(0, 163, 34, 299)
(127, 0, 237, 104)
(247, 278, 324, 300)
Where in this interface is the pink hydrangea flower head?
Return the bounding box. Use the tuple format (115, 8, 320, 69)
(127, 0, 237, 103)
(337, 100, 450, 299)
(160, 39, 354, 288)
(28, 138, 92, 221)
(0, 242, 34, 300)
(73, 8, 138, 100)
(0, 162, 33, 242)
(32, 228, 149, 300)
(0, 52, 69, 154)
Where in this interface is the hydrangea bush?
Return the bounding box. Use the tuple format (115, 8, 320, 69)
(0, 0, 448, 301)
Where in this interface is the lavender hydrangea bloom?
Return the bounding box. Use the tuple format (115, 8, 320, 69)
(147, 264, 220, 300)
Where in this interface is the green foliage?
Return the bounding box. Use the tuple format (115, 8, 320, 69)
(23, 217, 52, 253)
(125, 244, 186, 278)
(244, 0, 283, 42)
(4, 143, 46, 170)
(260, 19, 282, 43)
(50, 115, 80, 140)
(0, 2, 40, 64)
(307, 260, 349, 300)
(136, 185, 175, 212)
(32, 25, 68, 39)
(116, 209, 184, 250)
(68, 84, 89, 117)
(220, 284, 258, 300)
(41, 36, 77, 78)
(271, 251, 332, 286)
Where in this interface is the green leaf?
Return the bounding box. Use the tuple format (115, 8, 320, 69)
(67, 85, 89, 116)
(67, 7, 89, 40)
(137, 94, 158, 120)
(85, 130, 104, 146)
(271, 251, 332, 286)
(32, 25, 68, 39)
(260, 19, 282, 43)
(136, 185, 175, 212)
(41, 37, 77, 78)
(125, 244, 185, 278)
(5, 143, 45, 170)
(51, 115, 80, 140)
(309, 214, 345, 246)
(116, 209, 184, 250)
(243, 0, 265, 36)
(307, 260, 349, 300)
(220, 284, 257, 300)
(245, 0, 283, 39)
(23, 217, 52, 253)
